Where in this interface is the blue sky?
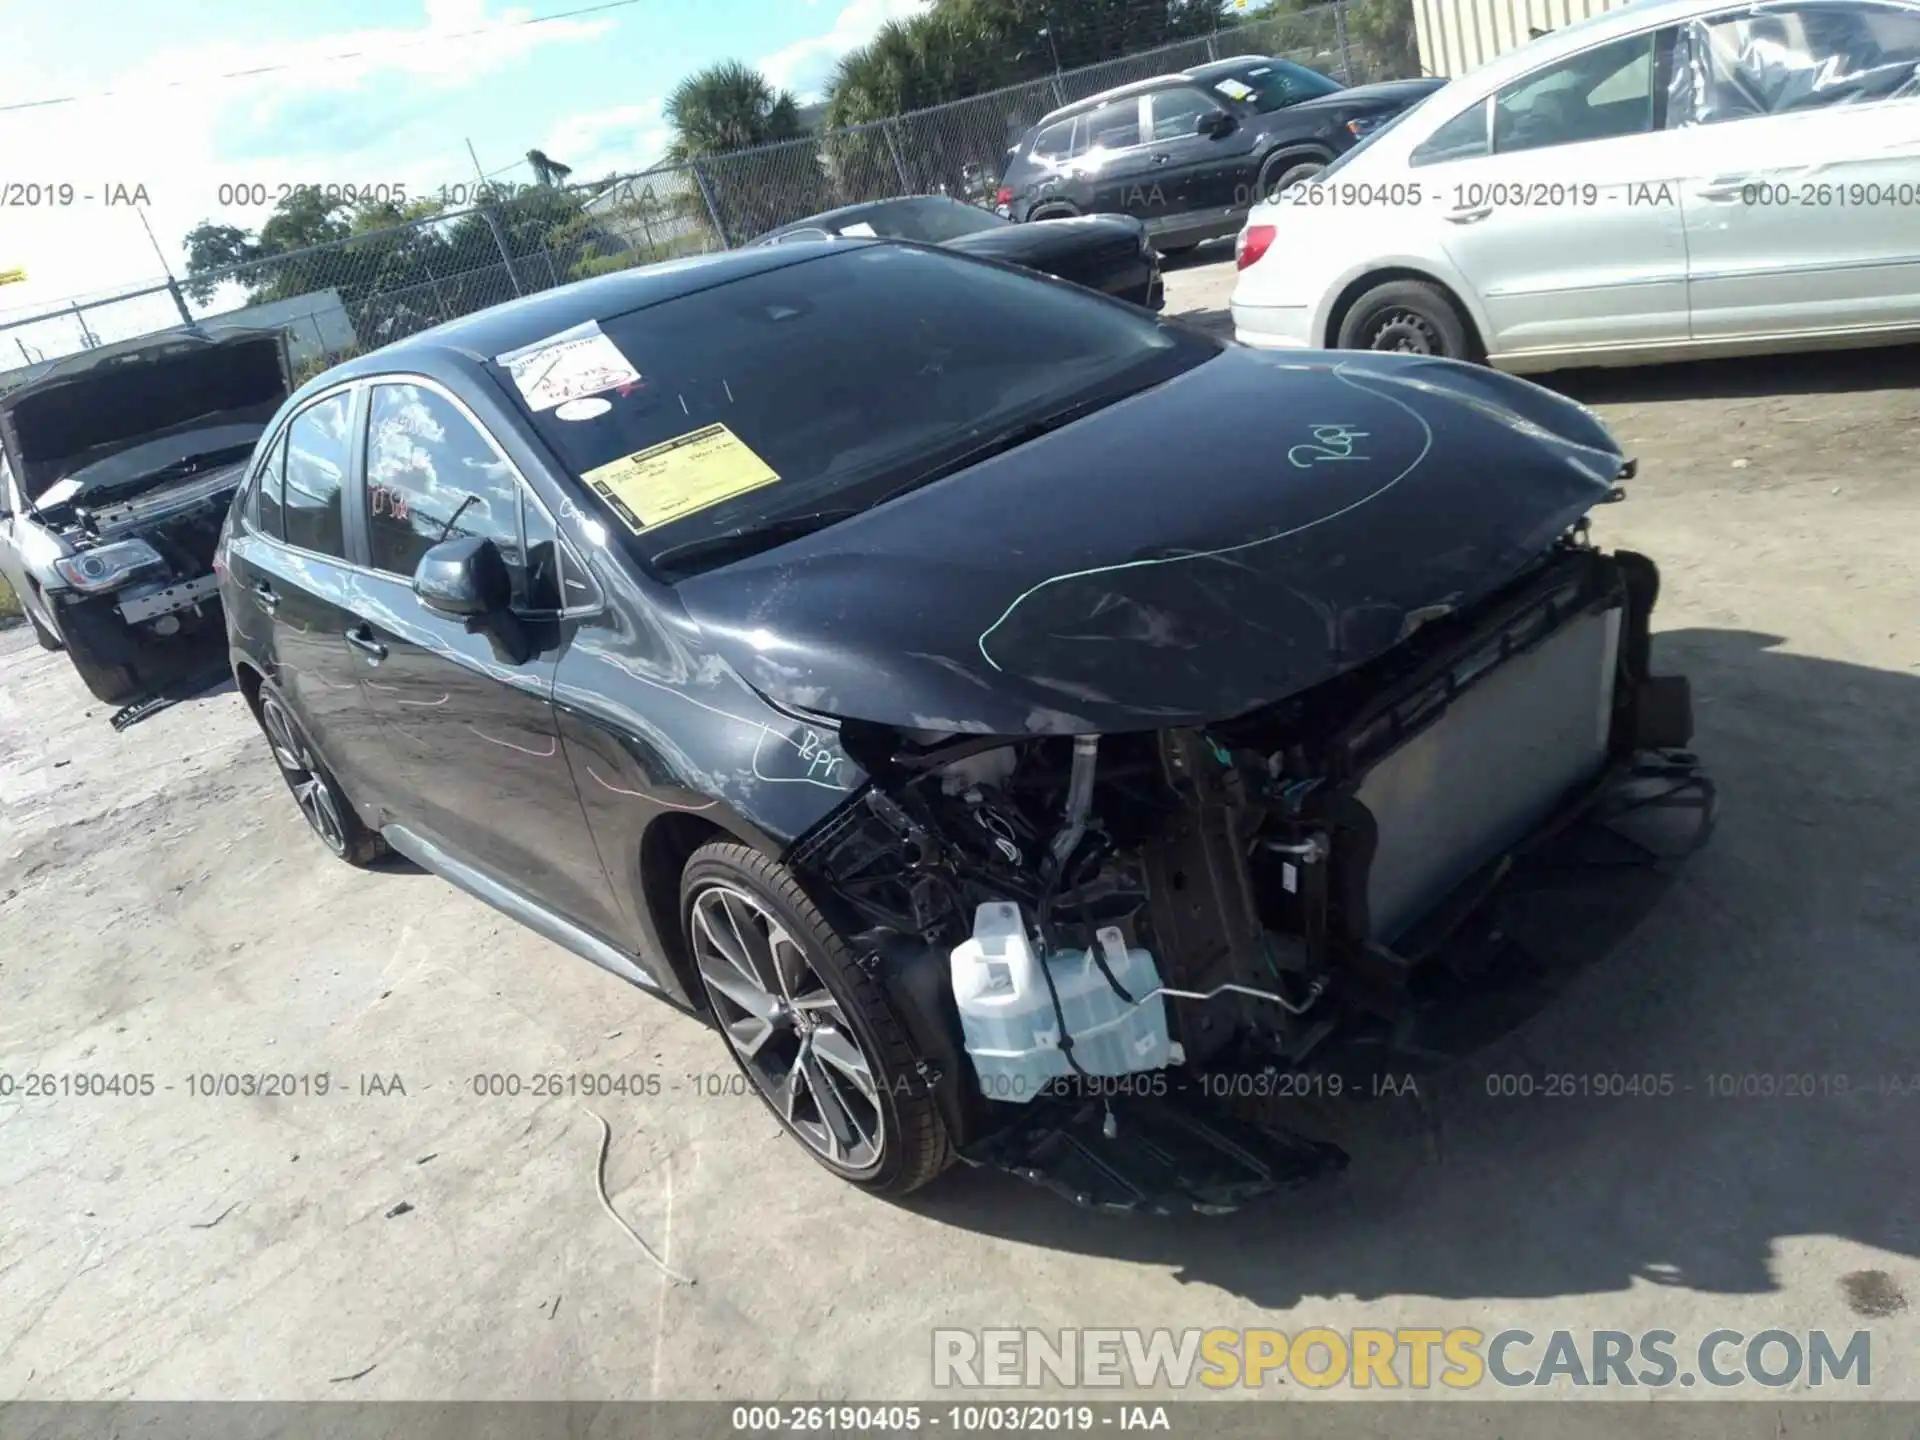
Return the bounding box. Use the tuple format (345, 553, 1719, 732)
(0, 0, 926, 338)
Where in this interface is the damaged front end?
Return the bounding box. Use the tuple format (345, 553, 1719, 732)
(43, 469, 244, 711)
(789, 538, 1712, 1213)
(0, 327, 292, 712)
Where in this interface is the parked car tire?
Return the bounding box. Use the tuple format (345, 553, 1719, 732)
(1335, 278, 1475, 360)
(61, 626, 142, 705)
(25, 598, 62, 652)
(681, 840, 954, 1196)
(1260, 152, 1326, 202)
(1027, 202, 1079, 223)
(254, 680, 387, 866)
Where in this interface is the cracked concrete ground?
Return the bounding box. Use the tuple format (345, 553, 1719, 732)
(2, 257, 1916, 1402)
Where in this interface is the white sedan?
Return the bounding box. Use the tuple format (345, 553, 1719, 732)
(1230, 0, 1920, 373)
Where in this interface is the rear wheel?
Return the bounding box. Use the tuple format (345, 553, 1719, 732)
(1260, 153, 1326, 202)
(681, 842, 953, 1195)
(256, 682, 386, 866)
(1335, 278, 1474, 360)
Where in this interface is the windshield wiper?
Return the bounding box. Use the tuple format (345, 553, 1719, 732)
(649, 507, 865, 573)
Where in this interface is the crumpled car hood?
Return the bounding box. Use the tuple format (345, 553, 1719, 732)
(675, 347, 1626, 736)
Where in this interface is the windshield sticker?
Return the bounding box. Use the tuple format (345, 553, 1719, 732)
(554, 396, 613, 421)
(581, 422, 781, 534)
(496, 320, 642, 412)
(1214, 78, 1256, 100)
(838, 221, 877, 237)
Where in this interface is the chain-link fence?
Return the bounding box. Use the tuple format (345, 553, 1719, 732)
(0, 0, 1415, 389)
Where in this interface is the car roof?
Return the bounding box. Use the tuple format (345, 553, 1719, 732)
(308, 245, 840, 392)
(1031, 55, 1289, 128)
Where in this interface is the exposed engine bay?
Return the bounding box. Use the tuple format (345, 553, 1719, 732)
(0, 327, 291, 712)
(792, 539, 1713, 1211)
(43, 468, 242, 707)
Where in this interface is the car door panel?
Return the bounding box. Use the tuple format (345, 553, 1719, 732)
(233, 392, 389, 807)
(1428, 28, 1693, 357)
(344, 568, 629, 943)
(1676, 3, 1920, 339)
(341, 377, 629, 947)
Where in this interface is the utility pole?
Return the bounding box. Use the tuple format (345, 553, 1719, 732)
(466, 138, 524, 297)
(136, 206, 195, 325)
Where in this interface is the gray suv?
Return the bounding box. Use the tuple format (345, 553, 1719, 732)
(0, 328, 292, 705)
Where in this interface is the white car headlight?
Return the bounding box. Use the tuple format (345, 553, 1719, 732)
(53, 538, 166, 593)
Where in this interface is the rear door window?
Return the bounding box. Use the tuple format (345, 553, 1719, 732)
(1083, 98, 1144, 151)
(1491, 30, 1661, 153)
(254, 430, 289, 541)
(281, 393, 352, 557)
(1030, 119, 1078, 161)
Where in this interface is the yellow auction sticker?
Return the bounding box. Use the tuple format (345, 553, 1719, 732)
(582, 423, 782, 533)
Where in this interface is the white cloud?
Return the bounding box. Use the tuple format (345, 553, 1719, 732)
(541, 99, 674, 182)
(757, 0, 933, 102)
(0, 1, 614, 355)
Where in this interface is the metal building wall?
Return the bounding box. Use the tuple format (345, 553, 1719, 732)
(1412, 0, 1632, 77)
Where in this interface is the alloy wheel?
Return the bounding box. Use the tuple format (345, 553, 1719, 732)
(689, 883, 885, 1173)
(1365, 308, 1442, 354)
(260, 694, 347, 856)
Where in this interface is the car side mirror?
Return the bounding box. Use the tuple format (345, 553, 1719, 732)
(414, 535, 511, 617)
(1197, 110, 1237, 138)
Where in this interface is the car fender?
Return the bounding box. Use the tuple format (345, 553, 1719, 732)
(1313, 248, 1494, 352)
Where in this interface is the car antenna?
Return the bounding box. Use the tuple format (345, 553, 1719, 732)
(437, 493, 480, 543)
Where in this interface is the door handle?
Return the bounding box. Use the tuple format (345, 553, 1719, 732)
(251, 580, 279, 612)
(1696, 176, 1751, 202)
(343, 625, 388, 662)
(1150, 152, 1171, 164)
(1444, 204, 1493, 224)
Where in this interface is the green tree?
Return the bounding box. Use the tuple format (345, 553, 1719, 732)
(825, 0, 1226, 127)
(663, 61, 830, 242)
(665, 60, 808, 160)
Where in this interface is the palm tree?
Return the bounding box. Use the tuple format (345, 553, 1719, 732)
(665, 61, 807, 160)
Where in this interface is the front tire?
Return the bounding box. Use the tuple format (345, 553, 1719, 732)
(681, 842, 953, 1196)
(26, 600, 62, 652)
(255, 681, 387, 866)
(1335, 278, 1474, 360)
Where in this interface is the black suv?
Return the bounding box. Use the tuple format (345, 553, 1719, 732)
(995, 57, 1444, 252)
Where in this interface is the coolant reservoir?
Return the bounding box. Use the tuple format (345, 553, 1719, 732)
(1051, 927, 1175, 1078)
(950, 906, 1177, 1101)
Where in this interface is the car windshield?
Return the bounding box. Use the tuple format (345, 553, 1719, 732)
(1212, 58, 1344, 111)
(498, 245, 1216, 577)
(833, 197, 1010, 243)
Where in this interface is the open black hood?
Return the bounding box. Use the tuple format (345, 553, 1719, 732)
(1, 328, 291, 502)
(674, 348, 1626, 736)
